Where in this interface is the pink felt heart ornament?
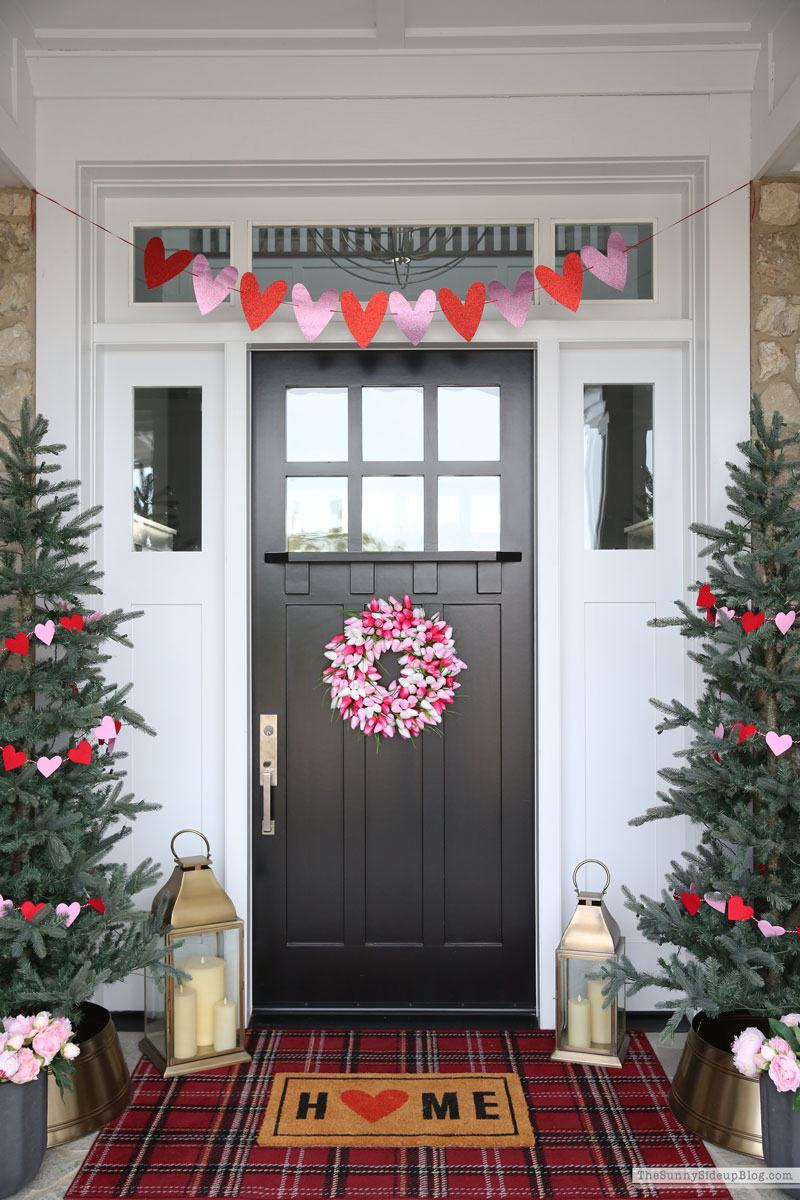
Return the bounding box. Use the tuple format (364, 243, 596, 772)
(56, 901, 81, 928)
(757, 919, 785, 937)
(292, 284, 339, 342)
(487, 271, 534, 329)
(704, 893, 727, 913)
(34, 619, 55, 646)
(0, 895, 12, 916)
(766, 730, 793, 757)
(36, 754, 62, 778)
(714, 724, 725, 739)
(580, 231, 628, 291)
(389, 289, 435, 346)
(775, 611, 796, 636)
(191, 254, 238, 315)
(94, 715, 118, 741)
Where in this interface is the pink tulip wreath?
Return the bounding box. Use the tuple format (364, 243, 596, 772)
(323, 595, 467, 740)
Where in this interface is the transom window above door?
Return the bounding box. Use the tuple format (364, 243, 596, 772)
(283, 384, 501, 553)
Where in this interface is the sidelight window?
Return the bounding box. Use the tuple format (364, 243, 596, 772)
(583, 383, 653, 549)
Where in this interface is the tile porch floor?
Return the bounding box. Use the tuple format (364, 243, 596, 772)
(14, 1031, 783, 1200)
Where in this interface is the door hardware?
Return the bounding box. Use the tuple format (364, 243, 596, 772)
(260, 714, 277, 835)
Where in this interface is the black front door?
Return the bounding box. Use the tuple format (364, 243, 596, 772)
(251, 348, 535, 1015)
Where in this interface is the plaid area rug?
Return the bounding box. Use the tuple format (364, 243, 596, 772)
(65, 1029, 730, 1199)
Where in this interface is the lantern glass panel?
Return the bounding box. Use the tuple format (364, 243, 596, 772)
(558, 954, 619, 1052)
(144, 965, 166, 1059)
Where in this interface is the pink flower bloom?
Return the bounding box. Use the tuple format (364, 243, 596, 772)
(781, 1014, 800, 1028)
(32, 1011, 51, 1032)
(32, 1025, 64, 1065)
(732, 1027, 766, 1078)
(0, 1031, 7, 1052)
(0, 1050, 19, 1079)
(768, 1036, 795, 1058)
(9, 1047, 40, 1084)
(769, 1053, 800, 1093)
(48, 1016, 73, 1043)
(61, 1041, 80, 1061)
(4, 1015, 35, 1041)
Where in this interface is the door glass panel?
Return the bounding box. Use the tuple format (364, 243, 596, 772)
(133, 387, 202, 552)
(286, 387, 348, 461)
(286, 477, 348, 550)
(362, 387, 424, 461)
(437, 387, 500, 460)
(438, 476, 500, 551)
(555, 222, 654, 300)
(584, 383, 654, 549)
(133, 226, 231, 303)
(362, 476, 424, 552)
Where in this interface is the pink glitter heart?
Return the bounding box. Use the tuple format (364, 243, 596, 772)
(36, 754, 62, 778)
(292, 284, 339, 342)
(766, 730, 793, 757)
(580, 231, 628, 291)
(775, 611, 796, 636)
(192, 254, 238, 315)
(487, 271, 534, 329)
(56, 901, 81, 927)
(757, 919, 785, 937)
(704, 893, 727, 913)
(34, 619, 55, 646)
(389, 289, 435, 346)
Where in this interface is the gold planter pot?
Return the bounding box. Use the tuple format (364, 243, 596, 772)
(668, 1011, 766, 1158)
(47, 1003, 133, 1147)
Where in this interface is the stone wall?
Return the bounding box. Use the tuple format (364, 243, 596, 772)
(0, 187, 35, 445)
(751, 179, 800, 434)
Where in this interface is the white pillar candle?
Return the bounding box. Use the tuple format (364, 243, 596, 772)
(587, 978, 613, 1045)
(180, 955, 226, 1047)
(173, 985, 197, 1060)
(567, 994, 591, 1048)
(213, 997, 238, 1053)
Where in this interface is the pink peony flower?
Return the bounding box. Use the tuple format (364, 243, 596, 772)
(32, 1025, 64, 1065)
(0, 1031, 7, 1052)
(732, 1026, 766, 1077)
(4, 1015, 36, 1051)
(0, 1050, 19, 1079)
(769, 1052, 800, 1093)
(768, 1036, 795, 1058)
(31, 1011, 51, 1032)
(61, 1041, 80, 1061)
(48, 1016, 73, 1044)
(9, 1047, 40, 1084)
(781, 1013, 800, 1028)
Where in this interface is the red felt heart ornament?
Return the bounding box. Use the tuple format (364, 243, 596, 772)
(5, 632, 29, 656)
(728, 894, 754, 921)
(21, 901, 46, 921)
(341, 290, 389, 348)
(68, 740, 92, 765)
(340, 1088, 409, 1123)
(741, 612, 765, 634)
(732, 723, 758, 745)
(681, 891, 701, 916)
(59, 614, 84, 632)
(2, 744, 26, 771)
(143, 237, 193, 290)
(438, 283, 486, 341)
(240, 273, 288, 331)
(535, 252, 584, 312)
(87, 897, 105, 914)
(696, 584, 716, 609)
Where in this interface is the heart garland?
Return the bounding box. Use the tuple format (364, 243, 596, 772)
(711, 721, 797, 756)
(2, 714, 120, 775)
(677, 890, 797, 937)
(694, 586, 797, 634)
(3, 610, 105, 657)
(1, 896, 106, 925)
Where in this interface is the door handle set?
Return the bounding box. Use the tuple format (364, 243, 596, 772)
(260, 714, 277, 836)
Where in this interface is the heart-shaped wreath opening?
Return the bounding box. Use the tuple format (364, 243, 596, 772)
(322, 595, 467, 740)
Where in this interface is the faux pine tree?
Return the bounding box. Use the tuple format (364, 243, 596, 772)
(0, 402, 170, 1022)
(606, 399, 800, 1034)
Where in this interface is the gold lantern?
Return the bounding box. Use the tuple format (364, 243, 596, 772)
(551, 858, 630, 1068)
(141, 829, 251, 1077)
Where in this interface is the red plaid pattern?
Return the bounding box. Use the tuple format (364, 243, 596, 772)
(66, 1029, 730, 1199)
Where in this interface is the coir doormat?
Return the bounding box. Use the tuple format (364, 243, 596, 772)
(65, 1029, 731, 1199)
(257, 1070, 534, 1147)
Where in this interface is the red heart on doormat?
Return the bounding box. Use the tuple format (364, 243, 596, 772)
(727, 895, 754, 921)
(680, 891, 701, 916)
(20, 901, 46, 921)
(535, 252, 583, 312)
(143, 237, 193, 290)
(341, 290, 388, 348)
(68, 740, 92, 765)
(438, 283, 486, 341)
(240, 274, 288, 331)
(340, 1088, 409, 1123)
(741, 611, 765, 634)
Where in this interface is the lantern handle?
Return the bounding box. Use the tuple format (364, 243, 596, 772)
(572, 858, 611, 895)
(170, 828, 211, 864)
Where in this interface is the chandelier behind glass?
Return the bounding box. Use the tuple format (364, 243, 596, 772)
(306, 226, 490, 290)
